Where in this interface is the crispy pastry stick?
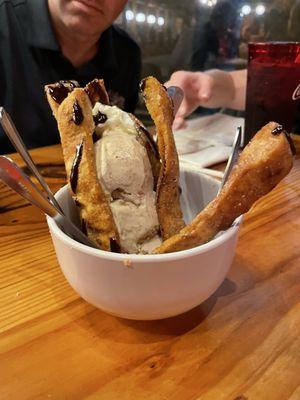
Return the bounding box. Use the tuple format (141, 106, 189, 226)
(84, 79, 110, 106)
(141, 76, 185, 240)
(56, 88, 119, 251)
(155, 122, 294, 253)
(45, 80, 79, 118)
(45, 78, 109, 117)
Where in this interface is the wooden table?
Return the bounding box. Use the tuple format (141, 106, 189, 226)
(1, 139, 300, 400)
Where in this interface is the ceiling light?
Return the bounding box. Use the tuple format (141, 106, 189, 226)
(241, 4, 251, 15)
(125, 10, 134, 21)
(147, 15, 156, 24)
(157, 16, 165, 26)
(136, 12, 146, 23)
(255, 4, 265, 15)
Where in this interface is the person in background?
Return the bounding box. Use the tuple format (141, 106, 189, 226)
(288, 0, 300, 41)
(264, 2, 289, 41)
(165, 69, 247, 129)
(170, 16, 196, 72)
(238, 15, 263, 60)
(191, 0, 239, 72)
(0, 0, 141, 154)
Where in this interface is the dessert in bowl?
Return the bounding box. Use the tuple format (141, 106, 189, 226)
(47, 166, 243, 320)
(45, 77, 294, 319)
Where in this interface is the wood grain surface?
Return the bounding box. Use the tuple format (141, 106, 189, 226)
(1, 139, 300, 400)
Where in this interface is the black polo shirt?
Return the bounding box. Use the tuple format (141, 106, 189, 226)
(0, 0, 141, 154)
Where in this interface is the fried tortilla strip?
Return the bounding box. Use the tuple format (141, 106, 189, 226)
(56, 88, 119, 251)
(85, 78, 110, 106)
(141, 76, 185, 240)
(45, 79, 108, 118)
(155, 122, 294, 253)
(45, 80, 79, 118)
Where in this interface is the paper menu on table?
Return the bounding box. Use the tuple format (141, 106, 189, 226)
(174, 113, 244, 168)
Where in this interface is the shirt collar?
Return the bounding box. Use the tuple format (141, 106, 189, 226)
(18, 0, 59, 50)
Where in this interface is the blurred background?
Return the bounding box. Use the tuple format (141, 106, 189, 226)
(114, 0, 300, 122)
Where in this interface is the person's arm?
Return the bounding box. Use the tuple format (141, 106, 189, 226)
(204, 69, 247, 110)
(165, 69, 247, 129)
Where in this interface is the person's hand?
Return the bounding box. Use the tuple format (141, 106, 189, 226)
(165, 71, 214, 129)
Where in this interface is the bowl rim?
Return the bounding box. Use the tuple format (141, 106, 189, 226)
(47, 170, 243, 263)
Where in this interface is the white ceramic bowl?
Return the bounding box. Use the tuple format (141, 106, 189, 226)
(47, 165, 242, 320)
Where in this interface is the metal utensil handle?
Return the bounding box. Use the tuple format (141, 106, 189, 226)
(0, 156, 58, 217)
(0, 107, 63, 212)
(167, 86, 184, 117)
(219, 126, 242, 192)
(0, 156, 99, 249)
(53, 214, 99, 249)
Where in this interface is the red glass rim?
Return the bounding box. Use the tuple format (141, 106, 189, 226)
(248, 42, 300, 47)
(248, 42, 300, 52)
(248, 42, 300, 62)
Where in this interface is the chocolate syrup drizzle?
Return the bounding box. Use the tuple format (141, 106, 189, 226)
(48, 84, 70, 104)
(271, 125, 296, 155)
(72, 100, 84, 125)
(70, 141, 83, 193)
(48, 80, 78, 104)
(139, 79, 167, 94)
(271, 125, 284, 135)
(93, 111, 107, 125)
(110, 238, 121, 253)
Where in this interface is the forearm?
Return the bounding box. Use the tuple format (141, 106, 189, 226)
(205, 69, 247, 111)
(229, 69, 247, 110)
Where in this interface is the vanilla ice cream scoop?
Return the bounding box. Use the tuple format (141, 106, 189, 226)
(45, 77, 184, 254)
(92, 103, 161, 254)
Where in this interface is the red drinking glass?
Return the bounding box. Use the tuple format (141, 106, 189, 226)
(244, 42, 300, 144)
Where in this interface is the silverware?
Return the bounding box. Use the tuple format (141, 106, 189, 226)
(0, 107, 63, 212)
(0, 155, 99, 249)
(165, 89, 242, 190)
(219, 126, 242, 192)
(167, 86, 184, 117)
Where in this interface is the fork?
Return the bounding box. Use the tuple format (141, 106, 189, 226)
(218, 126, 243, 193)
(0, 107, 63, 213)
(0, 155, 99, 249)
